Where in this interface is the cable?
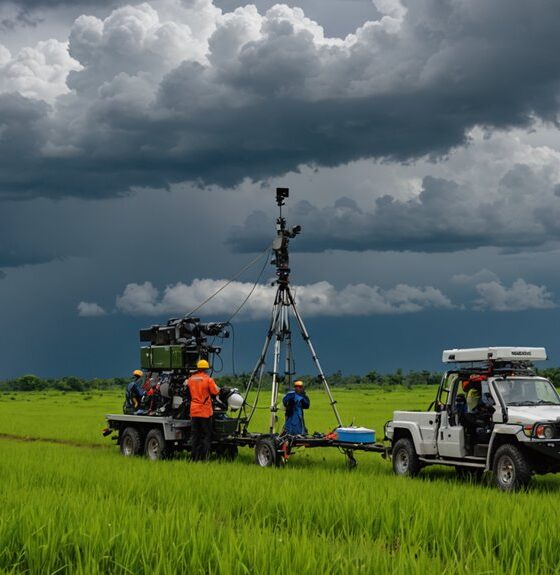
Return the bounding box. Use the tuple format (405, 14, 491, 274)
(185, 245, 271, 318)
(226, 248, 271, 323)
(229, 323, 236, 376)
(213, 352, 224, 374)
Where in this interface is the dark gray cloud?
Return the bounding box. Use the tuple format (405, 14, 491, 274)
(228, 163, 560, 253)
(0, 0, 119, 33)
(0, 0, 116, 7)
(1, 0, 560, 200)
(0, 94, 51, 199)
(0, 7, 41, 31)
(0, 248, 55, 268)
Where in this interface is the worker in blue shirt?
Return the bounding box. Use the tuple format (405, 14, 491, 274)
(282, 380, 310, 435)
(124, 369, 145, 413)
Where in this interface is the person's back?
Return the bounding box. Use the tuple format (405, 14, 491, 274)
(187, 371, 218, 418)
(186, 360, 219, 461)
(124, 370, 145, 413)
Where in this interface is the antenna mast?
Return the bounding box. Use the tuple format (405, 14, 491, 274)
(240, 188, 343, 434)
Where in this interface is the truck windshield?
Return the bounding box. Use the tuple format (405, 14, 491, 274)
(494, 378, 560, 406)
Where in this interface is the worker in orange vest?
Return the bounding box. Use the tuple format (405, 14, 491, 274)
(186, 359, 220, 461)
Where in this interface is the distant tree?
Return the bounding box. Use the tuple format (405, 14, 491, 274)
(329, 370, 343, 387)
(386, 368, 404, 386)
(64, 377, 85, 392)
(365, 370, 382, 385)
(13, 375, 46, 391)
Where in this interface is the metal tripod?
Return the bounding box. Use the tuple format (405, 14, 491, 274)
(240, 188, 343, 435)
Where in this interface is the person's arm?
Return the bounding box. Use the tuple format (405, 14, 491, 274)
(208, 378, 220, 396)
(301, 394, 310, 409)
(283, 392, 294, 407)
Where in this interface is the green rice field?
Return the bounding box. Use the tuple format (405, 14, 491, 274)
(1, 387, 560, 574)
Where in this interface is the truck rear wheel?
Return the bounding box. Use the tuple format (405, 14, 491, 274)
(493, 443, 531, 491)
(120, 427, 143, 457)
(392, 438, 420, 477)
(255, 437, 281, 467)
(144, 429, 172, 461)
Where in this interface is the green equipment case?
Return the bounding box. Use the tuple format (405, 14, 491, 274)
(140, 345, 185, 370)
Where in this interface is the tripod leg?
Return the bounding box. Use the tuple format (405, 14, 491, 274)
(286, 288, 343, 428)
(284, 301, 294, 388)
(269, 305, 284, 434)
(241, 300, 282, 431)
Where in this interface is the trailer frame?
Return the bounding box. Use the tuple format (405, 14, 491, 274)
(105, 412, 387, 467)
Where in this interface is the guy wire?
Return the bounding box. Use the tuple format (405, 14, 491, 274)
(185, 245, 271, 318)
(226, 247, 272, 323)
(228, 248, 271, 376)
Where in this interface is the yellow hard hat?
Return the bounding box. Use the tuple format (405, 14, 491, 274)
(133, 369, 143, 377)
(197, 359, 210, 370)
(294, 380, 304, 387)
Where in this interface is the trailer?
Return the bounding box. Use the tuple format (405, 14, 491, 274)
(105, 412, 387, 467)
(235, 432, 387, 468)
(105, 412, 239, 461)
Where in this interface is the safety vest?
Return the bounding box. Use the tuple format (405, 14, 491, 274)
(187, 371, 219, 418)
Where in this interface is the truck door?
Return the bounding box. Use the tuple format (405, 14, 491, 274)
(437, 373, 467, 458)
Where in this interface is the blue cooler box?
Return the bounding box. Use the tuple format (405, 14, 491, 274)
(336, 427, 375, 444)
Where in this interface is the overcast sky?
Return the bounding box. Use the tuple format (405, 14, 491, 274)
(2, 0, 560, 379)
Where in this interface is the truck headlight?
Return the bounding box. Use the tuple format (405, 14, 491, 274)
(534, 424, 555, 439)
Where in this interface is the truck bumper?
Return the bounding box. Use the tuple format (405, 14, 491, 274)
(526, 440, 560, 462)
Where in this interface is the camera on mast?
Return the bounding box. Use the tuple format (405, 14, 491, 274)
(271, 187, 302, 285)
(276, 187, 289, 206)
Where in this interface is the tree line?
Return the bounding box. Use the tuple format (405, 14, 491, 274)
(2, 368, 560, 392)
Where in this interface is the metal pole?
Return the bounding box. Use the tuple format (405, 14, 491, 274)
(269, 303, 284, 434)
(286, 287, 343, 427)
(284, 296, 293, 388)
(241, 296, 282, 431)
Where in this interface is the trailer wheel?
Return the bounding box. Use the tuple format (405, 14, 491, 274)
(493, 444, 531, 491)
(144, 429, 172, 461)
(392, 438, 420, 477)
(255, 437, 280, 467)
(120, 427, 143, 457)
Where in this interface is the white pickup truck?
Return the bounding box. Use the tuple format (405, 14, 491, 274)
(385, 347, 560, 491)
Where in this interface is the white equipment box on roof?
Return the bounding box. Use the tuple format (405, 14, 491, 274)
(442, 347, 547, 363)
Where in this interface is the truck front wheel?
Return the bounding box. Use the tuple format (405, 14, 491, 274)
(392, 438, 421, 477)
(493, 444, 531, 491)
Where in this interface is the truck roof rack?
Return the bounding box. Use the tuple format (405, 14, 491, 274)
(442, 347, 547, 364)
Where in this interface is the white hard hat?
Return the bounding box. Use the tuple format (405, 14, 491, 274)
(227, 392, 244, 411)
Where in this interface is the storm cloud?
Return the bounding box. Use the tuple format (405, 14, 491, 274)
(2, 0, 560, 199)
(229, 129, 560, 254)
